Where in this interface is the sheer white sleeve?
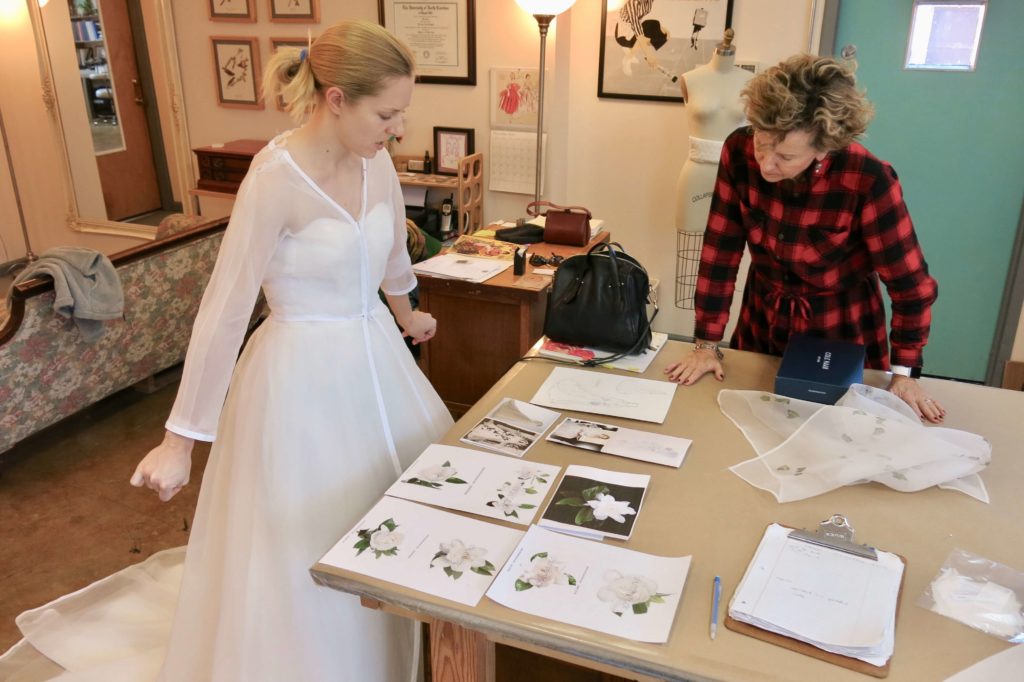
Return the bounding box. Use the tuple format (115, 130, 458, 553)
(165, 168, 288, 441)
(380, 168, 417, 296)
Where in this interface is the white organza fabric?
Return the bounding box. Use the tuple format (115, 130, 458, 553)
(720, 384, 991, 503)
(0, 132, 453, 681)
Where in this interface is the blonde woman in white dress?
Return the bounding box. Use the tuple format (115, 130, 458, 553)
(1, 20, 452, 682)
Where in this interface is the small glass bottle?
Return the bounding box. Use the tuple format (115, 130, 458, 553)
(423, 150, 432, 175)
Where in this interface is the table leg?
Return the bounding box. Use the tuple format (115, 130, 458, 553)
(429, 618, 496, 682)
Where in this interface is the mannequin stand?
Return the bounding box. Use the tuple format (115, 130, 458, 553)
(675, 230, 704, 309)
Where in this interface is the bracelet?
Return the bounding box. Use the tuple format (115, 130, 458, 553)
(694, 341, 724, 361)
(891, 364, 922, 379)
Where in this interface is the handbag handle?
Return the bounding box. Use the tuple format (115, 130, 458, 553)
(526, 200, 592, 219)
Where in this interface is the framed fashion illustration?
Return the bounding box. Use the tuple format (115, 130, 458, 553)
(433, 127, 475, 175)
(489, 67, 543, 131)
(269, 0, 319, 23)
(378, 0, 476, 85)
(598, 0, 735, 102)
(209, 0, 255, 22)
(211, 36, 263, 109)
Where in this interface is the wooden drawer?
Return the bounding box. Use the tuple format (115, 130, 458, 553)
(193, 139, 267, 194)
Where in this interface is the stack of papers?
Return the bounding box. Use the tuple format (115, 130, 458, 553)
(412, 253, 511, 282)
(537, 332, 669, 373)
(729, 523, 903, 666)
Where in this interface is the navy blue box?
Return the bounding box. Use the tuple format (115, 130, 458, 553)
(774, 334, 865, 404)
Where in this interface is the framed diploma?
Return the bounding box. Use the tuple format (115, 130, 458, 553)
(378, 0, 477, 86)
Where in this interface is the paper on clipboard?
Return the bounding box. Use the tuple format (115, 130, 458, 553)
(728, 523, 903, 666)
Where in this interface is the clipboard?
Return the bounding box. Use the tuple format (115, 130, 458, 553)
(724, 515, 907, 678)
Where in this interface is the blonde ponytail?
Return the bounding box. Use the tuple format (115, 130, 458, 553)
(260, 20, 415, 123)
(262, 48, 317, 123)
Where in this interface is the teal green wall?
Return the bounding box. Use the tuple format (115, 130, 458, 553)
(836, 0, 1024, 380)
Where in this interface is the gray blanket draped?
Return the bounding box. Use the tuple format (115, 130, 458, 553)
(12, 247, 124, 343)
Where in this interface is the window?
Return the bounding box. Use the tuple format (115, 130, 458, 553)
(905, 1, 986, 71)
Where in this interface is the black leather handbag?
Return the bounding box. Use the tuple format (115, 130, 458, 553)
(543, 242, 657, 358)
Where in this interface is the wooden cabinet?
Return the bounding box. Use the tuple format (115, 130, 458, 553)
(193, 139, 267, 194)
(416, 232, 610, 417)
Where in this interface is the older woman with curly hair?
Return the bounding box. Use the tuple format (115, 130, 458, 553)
(665, 54, 944, 423)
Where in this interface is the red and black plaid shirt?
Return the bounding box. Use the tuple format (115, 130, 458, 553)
(694, 128, 938, 370)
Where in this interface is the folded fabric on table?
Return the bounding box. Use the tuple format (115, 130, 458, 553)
(719, 383, 991, 503)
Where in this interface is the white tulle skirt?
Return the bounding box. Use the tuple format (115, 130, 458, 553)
(0, 313, 453, 681)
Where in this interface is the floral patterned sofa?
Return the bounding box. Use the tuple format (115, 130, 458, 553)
(0, 217, 232, 457)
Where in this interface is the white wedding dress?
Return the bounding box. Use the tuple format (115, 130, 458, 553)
(0, 133, 453, 681)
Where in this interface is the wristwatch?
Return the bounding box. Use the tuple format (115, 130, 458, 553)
(694, 340, 724, 361)
(891, 364, 922, 379)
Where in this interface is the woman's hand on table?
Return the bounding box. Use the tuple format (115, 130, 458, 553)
(888, 374, 946, 423)
(664, 347, 725, 385)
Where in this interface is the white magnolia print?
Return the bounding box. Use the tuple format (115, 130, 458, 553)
(597, 570, 671, 616)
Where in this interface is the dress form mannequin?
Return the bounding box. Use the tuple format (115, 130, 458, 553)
(673, 30, 752, 235)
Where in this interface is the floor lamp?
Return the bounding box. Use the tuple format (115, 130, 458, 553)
(515, 0, 575, 204)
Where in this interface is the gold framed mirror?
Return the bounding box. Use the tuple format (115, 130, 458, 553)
(26, 0, 196, 239)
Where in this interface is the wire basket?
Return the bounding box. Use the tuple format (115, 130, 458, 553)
(675, 230, 704, 309)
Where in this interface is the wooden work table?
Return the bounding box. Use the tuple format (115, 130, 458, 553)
(312, 342, 1024, 681)
(415, 232, 610, 417)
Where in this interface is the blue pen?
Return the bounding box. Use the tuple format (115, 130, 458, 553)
(710, 575, 722, 640)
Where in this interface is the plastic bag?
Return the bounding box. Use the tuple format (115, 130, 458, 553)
(918, 549, 1024, 643)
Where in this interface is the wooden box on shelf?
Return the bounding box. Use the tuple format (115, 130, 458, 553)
(193, 139, 267, 194)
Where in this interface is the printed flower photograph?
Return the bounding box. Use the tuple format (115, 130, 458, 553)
(352, 518, 403, 559)
(542, 476, 644, 536)
(401, 460, 468, 489)
(514, 552, 577, 591)
(486, 479, 538, 519)
(597, 570, 671, 616)
(429, 539, 496, 580)
(515, 465, 550, 491)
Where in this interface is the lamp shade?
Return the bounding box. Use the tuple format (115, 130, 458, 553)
(515, 0, 576, 17)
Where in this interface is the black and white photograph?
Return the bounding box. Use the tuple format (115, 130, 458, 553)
(269, 0, 319, 23)
(460, 398, 559, 457)
(209, 0, 256, 22)
(462, 418, 536, 458)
